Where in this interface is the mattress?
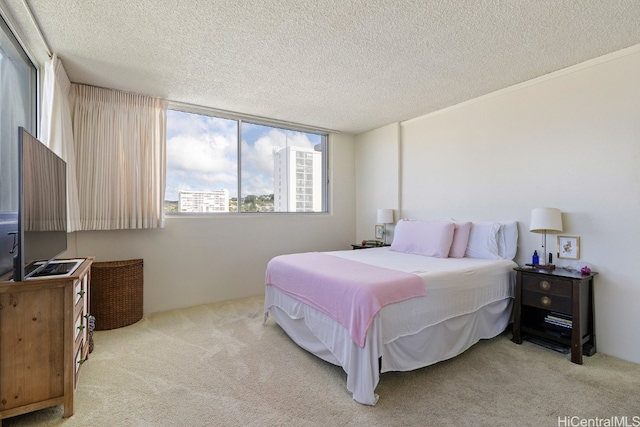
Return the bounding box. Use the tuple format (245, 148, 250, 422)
(264, 247, 517, 405)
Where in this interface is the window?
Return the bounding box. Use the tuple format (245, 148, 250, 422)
(165, 109, 328, 214)
(1, 15, 37, 210)
(0, 16, 38, 276)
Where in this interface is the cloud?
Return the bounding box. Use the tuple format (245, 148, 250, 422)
(241, 127, 317, 174)
(167, 133, 236, 173)
(166, 111, 238, 199)
(241, 128, 283, 175)
(167, 110, 236, 140)
(165, 110, 323, 200)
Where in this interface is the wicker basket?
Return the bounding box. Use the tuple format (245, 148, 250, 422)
(91, 259, 143, 330)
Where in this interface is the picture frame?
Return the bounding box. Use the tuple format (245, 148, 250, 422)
(374, 224, 385, 240)
(557, 235, 580, 260)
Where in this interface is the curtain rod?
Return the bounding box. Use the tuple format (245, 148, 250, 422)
(21, 0, 51, 57)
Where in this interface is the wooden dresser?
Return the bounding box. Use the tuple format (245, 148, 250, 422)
(0, 257, 93, 425)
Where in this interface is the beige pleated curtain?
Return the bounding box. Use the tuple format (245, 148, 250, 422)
(71, 84, 167, 230)
(40, 54, 82, 231)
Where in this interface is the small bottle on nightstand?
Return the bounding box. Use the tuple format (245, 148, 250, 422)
(532, 251, 539, 265)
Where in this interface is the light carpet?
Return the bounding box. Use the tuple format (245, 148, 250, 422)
(4, 296, 639, 427)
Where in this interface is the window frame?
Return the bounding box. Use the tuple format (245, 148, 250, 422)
(165, 105, 329, 215)
(0, 12, 39, 277)
(0, 13, 39, 135)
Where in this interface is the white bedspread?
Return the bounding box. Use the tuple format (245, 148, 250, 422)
(326, 247, 515, 343)
(264, 247, 517, 405)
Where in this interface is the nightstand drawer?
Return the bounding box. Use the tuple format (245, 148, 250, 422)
(522, 275, 571, 297)
(522, 290, 572, 313)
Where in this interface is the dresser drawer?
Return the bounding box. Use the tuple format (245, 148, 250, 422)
(522, 289, 572, 313)
(522, 274, 571, 297)
(74, 313, 85, 342)
(74, 279, 83, 305)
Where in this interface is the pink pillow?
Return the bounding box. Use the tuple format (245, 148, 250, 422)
(449, 221, 472, 258)
(390, 220, 455, 258)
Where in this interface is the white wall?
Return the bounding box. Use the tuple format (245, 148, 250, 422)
(64, 133, 356, 313)
(354, 123, 400, 243)
(355, 46, 640, 364)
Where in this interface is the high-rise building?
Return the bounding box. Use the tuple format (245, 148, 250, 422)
(178, 189, 229, 212)
(273, 146, 321, 212)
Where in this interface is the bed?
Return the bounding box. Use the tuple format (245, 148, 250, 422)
(263, 220, 518, 405)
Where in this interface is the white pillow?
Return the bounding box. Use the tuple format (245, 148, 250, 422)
(390, 219, 455, 258)
(498, 221, 518, 260)
(464, 222, 503, 259)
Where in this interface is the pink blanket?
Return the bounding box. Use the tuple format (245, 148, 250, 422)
(265, 252, 425, 347)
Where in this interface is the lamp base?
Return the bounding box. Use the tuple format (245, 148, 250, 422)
(525, 263, 556, 270)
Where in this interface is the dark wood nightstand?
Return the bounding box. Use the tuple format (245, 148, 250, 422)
(512, 266, 597, 364)
(351, 244, 390, 250)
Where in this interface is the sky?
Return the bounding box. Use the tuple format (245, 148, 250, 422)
(165, 110, 322, 201)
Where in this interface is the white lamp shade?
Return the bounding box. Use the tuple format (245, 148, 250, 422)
(529, 207, 563, 233)
(377, 209, 394, 224)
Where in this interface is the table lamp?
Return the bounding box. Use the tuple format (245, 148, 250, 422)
(376, 209, 394, 245)
(529, 207, 563, 269)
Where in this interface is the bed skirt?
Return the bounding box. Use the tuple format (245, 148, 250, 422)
(265, 287, 512, 405)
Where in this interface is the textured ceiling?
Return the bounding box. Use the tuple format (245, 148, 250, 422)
(3, 0, 640, 134)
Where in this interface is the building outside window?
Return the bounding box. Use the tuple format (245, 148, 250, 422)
(273, 146, 322, 212)
(165, 109, 327, 214)
(178, 189, 229, 212)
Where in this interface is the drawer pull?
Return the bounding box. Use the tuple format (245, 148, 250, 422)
(77, 324, 86, 331)
(539, 280, 551, 291)
(77, 290, 86, 297)
(78, 359, 86, 365)
(540, 296, 552, 307)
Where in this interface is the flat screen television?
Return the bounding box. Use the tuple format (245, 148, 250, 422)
(12, 127, 68, 281)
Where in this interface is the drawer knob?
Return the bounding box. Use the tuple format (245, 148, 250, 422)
(540, 296, 552, 307)
(77, 324, 85, 331)
(77, 290, 86, 297)
(539, 280, 551, 291)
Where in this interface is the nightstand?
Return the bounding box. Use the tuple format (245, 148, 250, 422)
(351, 244, 389, 250)
(512, 267, 597, 364)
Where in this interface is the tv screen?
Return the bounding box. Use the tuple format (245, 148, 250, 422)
(14, 127, 68, 281)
